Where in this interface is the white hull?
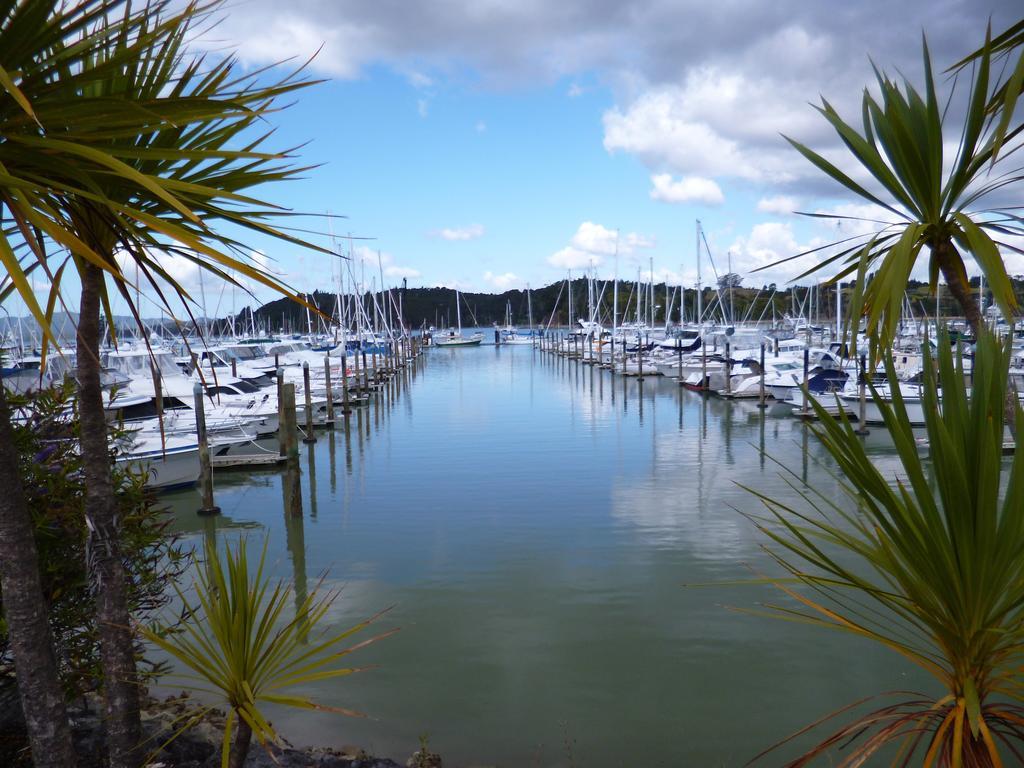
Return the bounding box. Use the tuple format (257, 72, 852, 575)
(117, 442, 200, 490)
(436, 337, 483, 347)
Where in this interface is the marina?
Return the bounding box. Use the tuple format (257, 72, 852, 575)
(2, 5, 1023, 767)
(153, 338, 928, 767)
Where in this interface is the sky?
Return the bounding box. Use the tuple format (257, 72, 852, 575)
(24, 0, 1024, 319)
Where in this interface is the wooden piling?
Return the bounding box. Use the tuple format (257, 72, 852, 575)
(795, 347, 814, 419)
(281, 383, 302, 517)
(193, 382, 220, 515)
(277, 367, 286, 457)
(701, 340, 707, 391)
(302, 361, 316, 444)
(724, 341, 731, 395)
(282, 383, 300, 469)
(341, 354, 352, 416)
(758, 343, 767, 409)
(855, 352, 870, 436)
(324, 355, 335, 427)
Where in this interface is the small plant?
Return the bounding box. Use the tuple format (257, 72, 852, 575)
(744, 329, 1024, 765)
(142, 538, 395, 768)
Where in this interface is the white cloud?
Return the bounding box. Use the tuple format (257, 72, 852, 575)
(417, 98, 429, 118)
(649, 173, 724, 205)
(713, 222, 826, 287)
(483, 271, 520, 290)
(602, 68, 817, 185)
(757, 195, 799, 215)
(351, 246, 420, 284)
(435, 224, 485, 241)
(407, 70, 433, 88)
(547, 221, 655, 270)
(548, 247, 599, 270)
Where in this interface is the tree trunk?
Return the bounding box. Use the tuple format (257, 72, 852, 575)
(228, 716, 252, 768)
(934, 239, 1017, 434)
(77, 263, 142, 768)
(934, 240, 984, 336)
(0, 385, 78, 768)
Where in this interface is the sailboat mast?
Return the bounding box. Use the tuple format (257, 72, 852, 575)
(727, 250, 734, 324)
(612, 231, 620, 335)
(456, 288, 463, 333)
(636, 267, 641, 326)
(649, 256, 655, 328)
(679, 267, 685, 325)
(568, 270, 573, 328)
(696, 220, 703, 325)
(836, 280, 842, 342)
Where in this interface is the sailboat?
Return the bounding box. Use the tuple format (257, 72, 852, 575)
(502, 289, 537, 345)
(435, 289, 483, 347)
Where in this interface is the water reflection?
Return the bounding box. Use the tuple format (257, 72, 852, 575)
(158, 344, 913, 768)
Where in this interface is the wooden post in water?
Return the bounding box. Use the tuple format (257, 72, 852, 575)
(193, 382, 220, 515)
(231, 358, 237, 378)
(758, 343, 767, 409)
(677, 341, 683, 381)
(724, 341, 731, 395)
(281, 383, 302, 517)
(701, 339, 707, 391)
(302, 361, 316, 444)
(638, 335, 644, 380)
(324, 355, 335, 427)
(797, 347, 812, 418)
(282, 383, 300, 469)
(277, 367, 286, 457)
(610, 335, 616, 373)
(362, 351, 370, 392)
(855, 352, 870, 436)
(341, 354, 352, 416)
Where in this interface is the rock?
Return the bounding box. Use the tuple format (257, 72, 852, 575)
(406, 749, 443, 768)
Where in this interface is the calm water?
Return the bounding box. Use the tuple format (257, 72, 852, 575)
(160, 343, 929, 767)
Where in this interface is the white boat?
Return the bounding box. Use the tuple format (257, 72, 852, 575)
(436, 329, 484, 347)
(115, 430, 201, 490)
(435, 289, 483, 347)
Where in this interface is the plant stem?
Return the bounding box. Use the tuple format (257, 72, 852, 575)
(77, 262, 142, 768)
(228, 716, 252, 768)
(935, 240, 1017, 434)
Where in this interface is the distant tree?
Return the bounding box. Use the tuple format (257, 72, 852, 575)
(717, 273, 743, 290)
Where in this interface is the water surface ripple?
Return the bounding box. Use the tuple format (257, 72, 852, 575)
(162, 344, 923, 767)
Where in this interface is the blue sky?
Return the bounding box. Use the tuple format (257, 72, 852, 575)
(20, 0, 1022, 320)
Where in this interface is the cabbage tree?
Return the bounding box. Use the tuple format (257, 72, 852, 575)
(1, 2, 330, 766)
(777, 35, 1024, 357)
(746, 329, 1024, 765)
